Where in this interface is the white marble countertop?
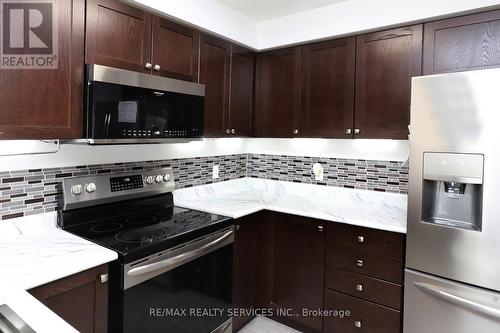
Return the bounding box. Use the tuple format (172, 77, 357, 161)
(0, 212, 118, 332)
(175, 178, 407, 233)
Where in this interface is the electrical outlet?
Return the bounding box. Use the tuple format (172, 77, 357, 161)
(212, 165, 219, 179)
(312, 163, 323, 181)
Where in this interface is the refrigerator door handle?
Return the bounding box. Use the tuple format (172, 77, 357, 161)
(415, 282, 500, 320)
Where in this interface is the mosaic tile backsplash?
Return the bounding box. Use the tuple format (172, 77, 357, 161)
(0, 153, 408, 220)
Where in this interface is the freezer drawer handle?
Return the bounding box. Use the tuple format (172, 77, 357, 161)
(414, 282, 500, 320)
(127, 230, 234, 277)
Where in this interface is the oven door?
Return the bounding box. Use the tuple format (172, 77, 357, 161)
(120, 228, 233, 333)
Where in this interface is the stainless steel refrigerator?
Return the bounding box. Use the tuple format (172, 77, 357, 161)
(404, 68, 500, 332)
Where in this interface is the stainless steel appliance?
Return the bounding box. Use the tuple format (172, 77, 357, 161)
(83, 64, 205, 144)
(0, 305, 35, 333)
(58, 169, 233, 333)
(405, 68, 500, 332)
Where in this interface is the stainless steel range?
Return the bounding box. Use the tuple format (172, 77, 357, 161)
(404, 68, 500, 332)
(58, 168, 233, 333)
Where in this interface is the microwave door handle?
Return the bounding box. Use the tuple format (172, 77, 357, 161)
(127, 230, 234, 277)
(104, 113, 110, 137)
(414, 282, 500, 320)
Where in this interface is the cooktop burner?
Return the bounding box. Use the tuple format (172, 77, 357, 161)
(116, 226, 168, 244)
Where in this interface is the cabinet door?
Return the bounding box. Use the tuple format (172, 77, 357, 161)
(355, 25, 422, 139)
(229, 45, 254, 137)
(200, 35, 231, 136)
(301, 38, 355, 138)
(423, 10, 500, 75)
(86, 0, 152, 73)
(255, 48, 302, 137)
(269, 213, 325, 331)
(0, 0, 84, 139)
(29, 265, 109, 333)
(152, 17, 199, 81)
(233, 215, 260, 331)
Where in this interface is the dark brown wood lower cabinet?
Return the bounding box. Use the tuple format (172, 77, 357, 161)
(232, 214, 261, 331)
(324, 289, 400, 333)
(28, 264, 109, 333)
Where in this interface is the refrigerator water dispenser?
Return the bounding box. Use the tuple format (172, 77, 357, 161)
(421, 153, 483, 231)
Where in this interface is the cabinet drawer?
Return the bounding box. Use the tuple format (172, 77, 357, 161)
(326, 244, 403, 283)
(324, 289, 400, 333)
(325, 267, 402, 310)
(327, 223, 404, 258)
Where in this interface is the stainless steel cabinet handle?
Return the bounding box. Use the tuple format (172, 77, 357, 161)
(354, 320, 362, 328)
(145, 62, 152, 69)
(356, 284, 363, 292)
(357, 236, 364, 243)
(356, 259, 364, 267)
(354, 128, 360, 134)
(100, 273, 109, 284)
(225, 129, 231, 134)
(153, 64, 161, 71)
(127, 230, 234, 277)
(414, 282, 500, 320)
(293, 129, 299, 135)
(235, 225, 240, 231)
(231, 129, 236, 134)
(345, 128, 352, 135)
(317, 225, 324, 232)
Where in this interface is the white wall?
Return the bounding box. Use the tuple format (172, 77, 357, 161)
(129, 0, 500, 50)
(0, 139, 409, 172)
(129, 0, 258, 48)
(257, 0, 500, 49)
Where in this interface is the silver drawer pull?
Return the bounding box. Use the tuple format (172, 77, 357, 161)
(345, 128, 352, 135)
(356, 259, 364, 267)
(355, 320, 362, 328)
(357, 236, 364, 243)
(356, 284, 363, 292)
(100, 273, 109, 284)
(317, 225, 324, 232)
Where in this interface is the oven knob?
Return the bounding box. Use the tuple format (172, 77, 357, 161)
(85, 183, 97, 193)
(155, 175, 163, 183)
(71, 184, 83, 195)
(163, 174, 170, 182)
(145, 176, 154, 184)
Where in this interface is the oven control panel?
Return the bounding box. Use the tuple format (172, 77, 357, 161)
(62, 168, 175, 210)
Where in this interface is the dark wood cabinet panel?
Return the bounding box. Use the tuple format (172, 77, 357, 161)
(301, 38, 355, 138)
(326, 244, 404, 283)
(86, 0, 152, 73)
(327, 223, 405, 258)
(325, 267, 402, 310)
(324, 289, 400, 333)
(0, 0, 84, 139)
(152, 17, 199, 81)
(200, 35, 231, 136)
(354, 25, 422, 139)
(255, 47, 302, 137)
(423, 10, 500, 74)
(229, 45, 254, 137)
(268, 213, 325, 332)
(29, 265, 109, 333)
(232, 215, 261, 331)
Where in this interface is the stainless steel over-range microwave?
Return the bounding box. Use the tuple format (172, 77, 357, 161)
(83, 64, 205, 144)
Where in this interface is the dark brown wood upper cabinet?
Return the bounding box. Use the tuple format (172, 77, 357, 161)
(228, 45, 255, 136)
(86, 0, 152, 73)
(423, 10, 500, 75)
(267, 213, 325, 332)
(354, 25, 422, 139)
(0, 0, 85, 139)
(255, 47, 302, 137)
(29, 264, 109, 333)
(152, 17, 199, 81)
(200, 35, 231, 136)
(301, 38, 356, 138)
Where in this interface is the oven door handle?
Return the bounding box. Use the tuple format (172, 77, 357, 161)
(126, 229, 234, 277)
